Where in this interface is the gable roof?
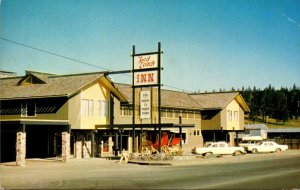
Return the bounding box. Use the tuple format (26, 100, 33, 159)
(0, 71, 126, 101)
(190, 92, 250, 112)
(115, 83, 201, 110)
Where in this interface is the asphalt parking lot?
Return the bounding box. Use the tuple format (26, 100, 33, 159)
(1, 150, 300, 189)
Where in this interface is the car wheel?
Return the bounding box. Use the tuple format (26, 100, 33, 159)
(204, 152, 212, 158)
(275, 148, 281, 153)
(233, 150, 242, 156)
(252, 148, 258, 154)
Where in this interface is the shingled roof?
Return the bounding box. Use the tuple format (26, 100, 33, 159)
(115, 83, 201, 110)
(0, 71, 106, 100)
(190, 92, 250, 112)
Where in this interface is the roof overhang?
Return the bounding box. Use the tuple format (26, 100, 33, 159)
(100, 76, 128, 102)
(0, 119, 70, 126)
(235, 94, 250, 113)
(96, 123, 195, 129)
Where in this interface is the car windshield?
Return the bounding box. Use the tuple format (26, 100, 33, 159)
(205, 143, 212, 147)
(258, 141, 264, 145)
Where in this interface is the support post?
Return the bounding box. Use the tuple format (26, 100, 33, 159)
(91, 131, 95, 157)
(62, 131, 70, 163)
(158, 42, 162, 152)
(132, 45, 136, 153)
(179, 116, 182, 148)
(16, 131, 26, 167)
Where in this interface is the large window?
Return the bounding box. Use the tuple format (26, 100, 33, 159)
(21, 101, 36, 117)
(81, 99, 94, 116)
(234, 111, 239, 122)
(102, 101, 109, 117)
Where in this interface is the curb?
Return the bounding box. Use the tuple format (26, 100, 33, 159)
(128, 160, 172, 166)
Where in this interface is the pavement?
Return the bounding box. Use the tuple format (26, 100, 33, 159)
(1, 150, 299, 189)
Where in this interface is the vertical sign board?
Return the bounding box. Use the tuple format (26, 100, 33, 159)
(140, 91, 151, 119)
(132, 43, 162, 152)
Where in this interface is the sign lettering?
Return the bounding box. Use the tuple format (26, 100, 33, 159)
(134, 54, 158, 70)
(134, 71, 158, 86)
(140, 91, 151, 119)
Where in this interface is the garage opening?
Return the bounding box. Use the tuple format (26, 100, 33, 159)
(0, 130, 16, 162)
(26, 125, 62, 159)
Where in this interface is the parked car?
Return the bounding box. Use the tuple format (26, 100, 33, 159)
(245, 141, 288, 153)
(239, 136, 263, 149)
(193, 141, 246, 156)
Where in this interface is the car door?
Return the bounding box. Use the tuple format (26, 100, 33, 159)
(259, 142, 269, 152)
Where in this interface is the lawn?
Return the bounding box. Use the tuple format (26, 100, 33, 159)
(245, 118, 300, 128)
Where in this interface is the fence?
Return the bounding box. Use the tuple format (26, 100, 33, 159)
(269, 138, 300, 150)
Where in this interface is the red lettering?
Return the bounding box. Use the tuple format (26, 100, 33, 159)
(147, 73, 154, 82)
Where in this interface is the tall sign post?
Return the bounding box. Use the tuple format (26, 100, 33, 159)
(132, 42, 162, 152)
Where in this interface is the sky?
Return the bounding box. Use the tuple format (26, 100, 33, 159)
(1, 0, 300, 92)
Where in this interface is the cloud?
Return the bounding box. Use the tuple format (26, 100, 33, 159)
(281, 13, 299, 28)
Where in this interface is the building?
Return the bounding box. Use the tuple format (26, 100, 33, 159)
(190, 92, 250, 145)
(113, 83, 203, 153)
(0, 70, 126, 164)
(0, 70, 250, 165)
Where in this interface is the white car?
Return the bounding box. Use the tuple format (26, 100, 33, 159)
(245, 141, 288, 153)
(239, 136, 263, 149)
(193, 142, 246, 156)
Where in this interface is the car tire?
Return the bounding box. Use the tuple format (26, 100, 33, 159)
(233, 150, 242, 156)
(275, 148, 281, 153)
(252, 148, 258, 154)
(204, 152, 212, 158)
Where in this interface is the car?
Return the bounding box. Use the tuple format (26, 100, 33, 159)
(193, 141, 246, 157)
(239, 136, 263, 149)
(245, 141, 288, 153)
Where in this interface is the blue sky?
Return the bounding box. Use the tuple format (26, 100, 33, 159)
(1, 0, 299, 92)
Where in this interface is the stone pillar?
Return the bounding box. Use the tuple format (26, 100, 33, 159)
(128, 136, 132, 153)
(75, 140, 82, 158)
(108, 136, 113, 153)
(62, 132, 70, 163)
(100, 140, 104, 157)
(83, 141, 91, 158)
(229, 132, 235, 147)
(134, 135, 139, 153)
(16, 132, 26, 167)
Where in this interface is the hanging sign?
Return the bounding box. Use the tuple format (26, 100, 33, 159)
(140, 91, 151, 119)
(134, 70, 158, 86)
(134, 54, 158, 70)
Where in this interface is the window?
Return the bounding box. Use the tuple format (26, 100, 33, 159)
(21, 101, 36, 117)
(188, 111, 194, 119)
(227, 110, 232, 121)
(182, 111, 188, 118)
(81, 99, 94, 116)
(234, 111, 239, 121)
(167, 110, 174, 118)
(98, 100, 102, 116)
(120, 106, 132, 117)
(161, 109, 167, 118)
(103, 101, 109, 117)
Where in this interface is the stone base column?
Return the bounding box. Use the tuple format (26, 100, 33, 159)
(16, 132, 26, 167)
(83, 141, 91, 158)
(75, 141, 82, 158)
(229, 132, 235, 147)
(62, 132, 70, 163)
(128, 137, 132, 153)
(108, 137, 113, 153)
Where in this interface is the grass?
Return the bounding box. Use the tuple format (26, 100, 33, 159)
(245, 117, 300, 128)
